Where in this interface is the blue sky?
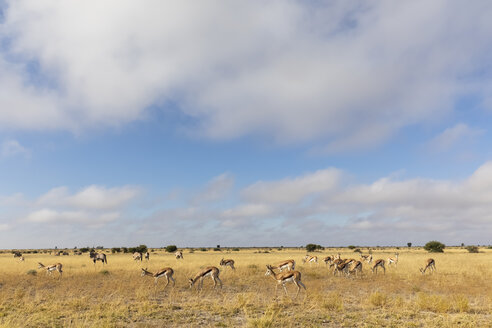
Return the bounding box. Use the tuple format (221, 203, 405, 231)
(1, 1, 492, 248)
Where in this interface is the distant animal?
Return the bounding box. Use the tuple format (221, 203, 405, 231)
(349, 261, 363, 278)
(219, 258, 235, 270)
(144, 252, 150, 261)
(13, 251, 22, 258)
(272, 259, 295, 272)
(38, 262, 63, 277)
(372, 259, 386, 274)
(175, 251, 183, 260)
(141, 267, 175, 288)
(302, 255, 318, 265)
(420, 258, 436, 275)
(133, 252, 142, 262)
(90, 251, 107, 265)
(189, 266, 222, 290)
(387, 253, 399, 267)
(265, 264, 306, 298)
(323, 256, 333, 266)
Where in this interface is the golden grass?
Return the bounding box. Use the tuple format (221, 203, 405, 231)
(0, 248, 491, 327)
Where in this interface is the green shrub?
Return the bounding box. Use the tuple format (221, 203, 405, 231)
(306, 244, 324, 252)
(165, 245, 178, 253)
(465, 245, 479, 253)
(424, 241, 445, 253)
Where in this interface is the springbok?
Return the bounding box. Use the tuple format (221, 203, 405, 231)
(189, 266, 222, 290)
(372, 259, 386, 274)
(38, 262, 63, 277)
(349, 260, 363, 278)
(387, 253, 399, 267)
(175, 251, 183, 260)
(219, 258, 235, 271)
(420, 258, 436, 274)
(144, 252, 150, 261)
(141, 267, 175, 288)
(264, 264, 306, 298)
(133, 252, 142, 262)
(272, 259, 295, 272)
(302, 255, 318, 266)
(322, 256, 333, 266)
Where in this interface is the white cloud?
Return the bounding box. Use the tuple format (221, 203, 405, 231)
(191, 173, 234, 204)
(242, 168, 342, 204)
(0, 1, 490, 150)
(1, 139, 30, 158)
(37, 185, 141, 210)
(428, 123, 484, 152)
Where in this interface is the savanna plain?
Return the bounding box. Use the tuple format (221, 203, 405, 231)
(0, 247, 491, 327)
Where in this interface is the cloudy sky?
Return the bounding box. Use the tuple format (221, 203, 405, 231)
(1, 1, 492, 248)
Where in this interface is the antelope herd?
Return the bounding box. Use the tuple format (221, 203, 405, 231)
(11, 249, 441, 298)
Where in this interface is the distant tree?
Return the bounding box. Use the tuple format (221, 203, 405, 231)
(111, 247, 121, 253)
(135, 245, 148, 254)
(121, 247, 129, 253)
(79, 247, 90, 253)
(217, 245, 220, 249)
(424, 241, 445, 253)
(347, 245, 356, 250)
(407, 242, 412, 248)
(165, 245, 178, 253)
(465, 246, 479, 253)
(306, 244, 324, 252)
(461, 243, 465, 247)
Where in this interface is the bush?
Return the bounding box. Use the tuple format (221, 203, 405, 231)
(26, 270, 37, 276)
(306, 244, 324, 252)
(232, 248, 240, 251)
(111, 247, 121, 253)
(165, 245, 178, 253)
(121, 247, 129, 253)
(200, 248, 208, 252)
(213, 248, 221, 251)
(465, 246, 479, 253)
(79, 247, 90, 253)
(424, 241, 445, 253)
(347, 245, 356, 250)
(353, 248, 361, 253)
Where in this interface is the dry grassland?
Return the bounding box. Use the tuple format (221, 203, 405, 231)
(0, 248, 491, 327)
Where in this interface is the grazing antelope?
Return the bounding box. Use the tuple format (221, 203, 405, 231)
(333, 261, 351, 276)
(265, 265, 306, 298)
(219, 258, 235, 271)
(144, 252, 150, 261)
(90, 251, 107, 265)
(175, 251, 183, 260)
(18, 256, 25, 262)
(323, 256, 333, 266)
(360, 254, 372, 264)
(38, 262, 63, 277)
(189, 266, 222, 290)
(133, 252, 142, 262)
(387, 253, 399, 267)
(372, 259, 386, 274)
(420, 258, 436, 274)
(272, 259, 295, 272)
(302, 255, 318, 266)
(141, 267, 175, 288)
(349, 260, 363, 278)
